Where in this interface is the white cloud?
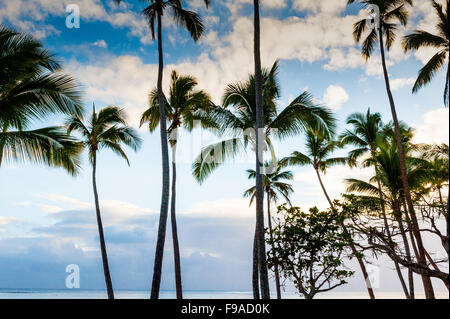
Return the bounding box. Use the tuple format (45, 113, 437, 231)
(413, 108, 449, 145)
(293, 165, 373, 211)
(390, 77, 416, 91)
(323, 85, 349, 110)
(0, 0, 153, 43)
(262, 0, 287, 9)
(21, 193, 156, 226)
(184, 198, 254, 219)
(0, 216, 16, 233)
(92, 39, 107, 48)
(292, 0, 347, 15)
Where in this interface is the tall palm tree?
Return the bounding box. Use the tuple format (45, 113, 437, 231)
(348, 0, 435, 298)
(244, 162, 294, 299)
(0, 25, 83, 175)
(192, 61, 335, 299)
(281, 130, 376, 299)
(114, 0, 210, 299)
(340, 109, 412, 298)
(252, 0, 270, 299)
(66, 105, 142, 299)
(140, 70, 213, 299)
(403, 0, 449, 107)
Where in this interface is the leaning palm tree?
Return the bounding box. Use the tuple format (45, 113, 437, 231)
(0, 25, 83, 176)
(192, 61, 335, 299)
(403, 0, 449, 106)
(114, 0, 210, 299)
(140, 70, 213, 299)
(66, 105, 142, 299)
(347, 0, 435, 298)
(281, 130, 376, 299)
(340, 109, 412, 298)
(244, 162, 294, 299)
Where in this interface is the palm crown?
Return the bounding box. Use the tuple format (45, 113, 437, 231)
(340, 109, 384, 163)
(403, 0, 449, 106)
(348, 0, 413, 59)
(0, 25, 84, 175)
(114, 0, 209, 42)
(244, 162, 294, 206)
(193, 60, 336, 183)
(346, 139, 430, 205)
(281, 130, 348, 173)
(140, 70, 214, 139)
(66, 105, 142, 165)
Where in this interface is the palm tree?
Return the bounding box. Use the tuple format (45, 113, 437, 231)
(66, 105, 142, 299)
(403, 0, 449, 107)
(281, 130, 376, 299)
(419, 143, 449, 264)
(346, 139, 432, 298)
(252, 0, 270, 299)
(140, 70, 213, 299)
(192, 61, 335, 299)
(340, 109, 413, 298)
(348, 0, 435, 298)
(0, 25, 83, 176)
(244, 162, 294, 299)
(114, 0, 210, 299)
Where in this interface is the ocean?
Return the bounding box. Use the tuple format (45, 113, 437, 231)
(0, 289, 448, 299)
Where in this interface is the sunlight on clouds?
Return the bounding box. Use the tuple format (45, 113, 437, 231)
(323, 85, 349, 110)
(0, 217, 16, 233)
(293, 165, 373, 210)
(390, 77, 416, 91)
(184, 198, 254, 219)
(413, 108, 449, 145)
(92, 39, 107, 48)
(22, 193, 156, 226)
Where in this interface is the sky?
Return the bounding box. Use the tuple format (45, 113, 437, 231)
(0, 0, 448, 295)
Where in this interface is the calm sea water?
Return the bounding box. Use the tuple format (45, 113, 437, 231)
(0, 289, 448, 299)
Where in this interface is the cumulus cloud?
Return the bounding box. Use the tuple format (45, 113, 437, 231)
(0, 0, 153, 43)
(293, 164, 373, 210)
(413, 108, 449, 144)
(323, 85, 349, 110)
(0, 217, 16, 233)
(390, 77, 416, 91)
(92, 39, 107, 48)
(0, 193, 256, 290)
(262, 0, 287, 9)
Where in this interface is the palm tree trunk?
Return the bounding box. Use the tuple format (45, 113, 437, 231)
(378, 27, 435, 299)
(393, 202, 414, 299)
(170, 136, 183, 299)
(253, 0, 270, 300)
(372, 160, 409, 298)
(447, 181, 449, 269)
(252, 224, 260, 299)
(151, 9, 171, 300)
(92, 152, 114, 299)
(315, 168, 375, 299)
(266, 190, 282, 299)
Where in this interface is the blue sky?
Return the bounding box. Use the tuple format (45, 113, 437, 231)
(0, 0, 448, 295)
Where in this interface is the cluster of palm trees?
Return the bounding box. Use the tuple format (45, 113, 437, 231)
(0, 0, 448, 300)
